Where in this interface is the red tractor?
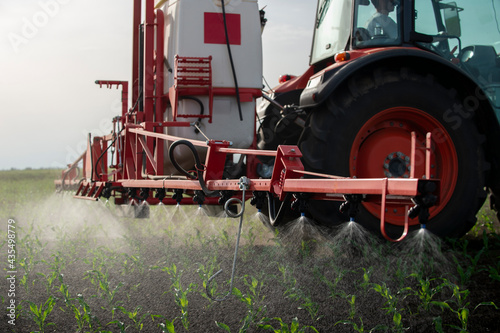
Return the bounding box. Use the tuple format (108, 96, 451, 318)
(56, 0, 500, 241)
(258, 0, 500, 238)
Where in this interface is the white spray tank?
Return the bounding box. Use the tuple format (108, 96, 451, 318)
(158, 0, 263, 175)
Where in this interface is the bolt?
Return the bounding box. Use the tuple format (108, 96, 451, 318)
(393, 209, 398, 213)
(290, 149, 296, 153)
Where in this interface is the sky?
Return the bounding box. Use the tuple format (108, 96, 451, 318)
(0, 0, 316, 170)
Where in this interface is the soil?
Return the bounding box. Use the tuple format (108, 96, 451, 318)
(1, 189, 499, 333)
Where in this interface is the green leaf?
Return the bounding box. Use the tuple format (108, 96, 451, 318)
(162, 319, 176, 333)
(216, 321, 231, 332)
(431, 301, 452, 311)
(233, 287, 243, 298)
(290, 317, 299, 332)
(475, 301, 499, 310)
(393, 312, 402, 326)
(433, 316, 444, 333)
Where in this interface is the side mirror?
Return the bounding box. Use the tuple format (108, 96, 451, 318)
(443, 2, 461, 37)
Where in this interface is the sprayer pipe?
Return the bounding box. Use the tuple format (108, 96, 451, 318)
(206, 187, 246, 301)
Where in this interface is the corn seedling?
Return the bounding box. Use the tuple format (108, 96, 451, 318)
(316, 267, 348, 298)
(335, 317, 388, 333)
(163, 263, 197, 330)
(36, 254, 65, 293)
(431, 283, 472, 332)
(197, 256, 220, 301)
(407, 273, 447, 312)
(258, 317, 320, 333)
(359, 267, 373, 292)
(232, 275, 268, 332)
(152, 315, 177, 333)
(114, 305, 149, 331)
(27, 296, 56, 333)
(371, 282, 408, 332)
(84, 269, 124, 312)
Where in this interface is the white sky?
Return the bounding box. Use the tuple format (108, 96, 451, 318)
(0, 0, 315, 170)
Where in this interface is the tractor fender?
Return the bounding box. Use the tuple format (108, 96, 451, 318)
(299, 47, 500, 191)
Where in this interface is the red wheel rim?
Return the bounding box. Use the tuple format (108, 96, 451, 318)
(349, 107, 458, 226)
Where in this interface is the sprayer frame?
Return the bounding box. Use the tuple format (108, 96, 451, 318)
(55, 0, 440, 242)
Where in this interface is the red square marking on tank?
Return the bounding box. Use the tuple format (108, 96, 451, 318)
(204, 12, 241, 45)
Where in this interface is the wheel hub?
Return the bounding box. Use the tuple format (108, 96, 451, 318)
(383, 152, 410, 178)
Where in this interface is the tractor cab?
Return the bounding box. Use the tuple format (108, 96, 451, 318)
(311, 0, 500, 118)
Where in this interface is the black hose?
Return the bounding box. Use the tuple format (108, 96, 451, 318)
(168, 140, 219, 197)
(267, 192, 292, 226)
(179, 96, 204, 123)
(94, 128, 124, 181)
(220, 0, 243, 121)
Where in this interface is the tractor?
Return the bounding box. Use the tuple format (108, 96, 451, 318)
(56, 0, 500, 241)
(258, 0, 500, 238)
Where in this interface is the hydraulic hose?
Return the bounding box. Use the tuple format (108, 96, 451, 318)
(94, 127, 124, 182)
(267, 192, 292, 226)
(179, 96, 204, 123)
(168, 140, 219, 197)
(220, 0, 243, 121)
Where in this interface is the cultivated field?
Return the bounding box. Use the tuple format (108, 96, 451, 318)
(1, 169, 499, 332)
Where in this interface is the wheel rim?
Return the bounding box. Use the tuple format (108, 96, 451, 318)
(349, 107, 458, 226)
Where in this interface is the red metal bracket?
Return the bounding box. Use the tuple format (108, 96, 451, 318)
(74, 181, 106, 201)
(269, 146, 304, 201)
(380, 131, 433, 242)
(95, 80, 129, 121)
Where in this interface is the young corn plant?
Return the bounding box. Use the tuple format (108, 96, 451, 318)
(277, 263, 321, 321)
(36, 253, 65, 294)
(112, 305, 149, 331)
(232, 275, 268, 332)
(315, 266, 349, 298)
(196, 256, 220, 301)
(449, 238, 486, 285)
(406, 273, 447, 312)
(488, 258, 500, 282)
(431, 282, 472, 332)
(84, 269, 124, 314)
(152, 315, 177, 333)
(452, 249, 485, 286)
(163, 263, 197, 331)
(27, 296, 56, 333)
(17, 228, 45, 293)
(359, 267, 373, 292)
(335, 294, 388, 333)
(258, 317, 320, 333)
(58, 274, 101, 332)
(371, 282, 408, 332)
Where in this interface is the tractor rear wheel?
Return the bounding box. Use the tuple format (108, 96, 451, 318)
(299, 67, 488, 238)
